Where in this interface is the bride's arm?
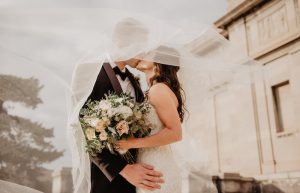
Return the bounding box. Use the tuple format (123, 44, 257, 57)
(117, 83, 182, 149)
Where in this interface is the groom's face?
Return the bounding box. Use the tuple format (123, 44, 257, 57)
(126, 58, 140, 68)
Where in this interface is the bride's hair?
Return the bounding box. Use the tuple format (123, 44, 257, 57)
(149, 60, 186, 123)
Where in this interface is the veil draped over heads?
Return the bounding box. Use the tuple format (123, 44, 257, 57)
(0, 8, 265, 193)
(69, 12, 264, 193)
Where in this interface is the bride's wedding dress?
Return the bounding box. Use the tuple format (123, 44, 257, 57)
(137, 104, 182, 193)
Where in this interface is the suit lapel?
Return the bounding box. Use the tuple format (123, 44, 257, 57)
(103, 62, 123, 95)
(126, 70, 144, 103)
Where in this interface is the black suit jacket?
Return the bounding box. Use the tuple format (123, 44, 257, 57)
(81, 63, 144, 193)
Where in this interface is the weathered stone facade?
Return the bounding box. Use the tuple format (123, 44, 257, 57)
(204, 0, 300, 192)
(51, 1, 300, 193)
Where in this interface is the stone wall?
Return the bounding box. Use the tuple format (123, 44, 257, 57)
(204, 0, 300, 192)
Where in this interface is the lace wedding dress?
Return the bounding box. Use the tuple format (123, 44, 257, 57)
(137, 105, 182, 193)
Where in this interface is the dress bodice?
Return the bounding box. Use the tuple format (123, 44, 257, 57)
(146, 104, 164, 135)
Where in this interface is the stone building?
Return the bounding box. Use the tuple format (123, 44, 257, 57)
(191, 0, 300, 192)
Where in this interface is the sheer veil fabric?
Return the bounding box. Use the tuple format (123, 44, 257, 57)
(0, 8, 264, 193)
(67, 13, 263, 192)
(0, 180, 43, 193)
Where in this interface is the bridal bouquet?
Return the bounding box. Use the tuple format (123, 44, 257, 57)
(79, 92, 152, 163)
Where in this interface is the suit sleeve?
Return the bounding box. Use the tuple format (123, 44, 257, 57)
(89, 150, 128, 182)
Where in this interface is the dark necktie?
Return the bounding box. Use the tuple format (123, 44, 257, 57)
(113, 67, 129, 81)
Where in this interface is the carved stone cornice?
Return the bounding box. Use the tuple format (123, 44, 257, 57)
(215, 0, 269, 29)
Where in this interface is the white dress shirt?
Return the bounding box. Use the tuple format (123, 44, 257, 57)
(115, 67, 136, 100)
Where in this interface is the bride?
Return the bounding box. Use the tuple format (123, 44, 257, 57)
(116, 47, 186, 193)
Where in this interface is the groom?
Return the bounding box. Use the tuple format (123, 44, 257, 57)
(82, 18, 164, 193)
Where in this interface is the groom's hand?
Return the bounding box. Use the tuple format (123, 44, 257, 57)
(119, 163, 164, 191)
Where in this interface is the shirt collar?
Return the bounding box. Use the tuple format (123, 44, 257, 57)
(112, 62, 127, 73)
(120, 67, 127, 73)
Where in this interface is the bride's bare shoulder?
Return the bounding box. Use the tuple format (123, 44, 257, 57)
(148, 83, 174, 105)
(148, 83, 172, 95)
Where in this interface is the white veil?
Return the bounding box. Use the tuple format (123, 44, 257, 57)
(0, 180, 43, 193)
(0, 8, 265, 193)
(65, 11, 261, 193)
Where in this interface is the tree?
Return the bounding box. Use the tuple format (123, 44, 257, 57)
(0, 74, 63, 193)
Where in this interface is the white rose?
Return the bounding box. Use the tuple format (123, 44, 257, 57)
(118, 106, 133, 119)
(98, 100, 111, 111)
(99, 131, 108, 141)
(87, 118, 100, 127)
(107, 108, 117, 118)
(85, 127, 96, 140)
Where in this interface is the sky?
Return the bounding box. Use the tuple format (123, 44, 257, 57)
(0, 0, 227, 169)
(1, 0, 227, 24)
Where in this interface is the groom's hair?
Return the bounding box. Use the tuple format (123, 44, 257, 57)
(112, 18, 149, 48)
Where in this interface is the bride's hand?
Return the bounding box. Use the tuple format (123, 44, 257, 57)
(116, 137, 137, 150)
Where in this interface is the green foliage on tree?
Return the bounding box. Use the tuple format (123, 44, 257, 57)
(0, 74, 63, 193)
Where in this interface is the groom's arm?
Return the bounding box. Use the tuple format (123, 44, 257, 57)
(90, 152, 164, 190)
(90, 147, 127, 182)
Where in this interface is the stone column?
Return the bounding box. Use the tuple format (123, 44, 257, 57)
(52, 167, 73, 193)
(0, 99, 6, 113)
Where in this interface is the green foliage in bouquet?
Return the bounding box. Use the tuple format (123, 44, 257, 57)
(79, 92, 152, 159)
